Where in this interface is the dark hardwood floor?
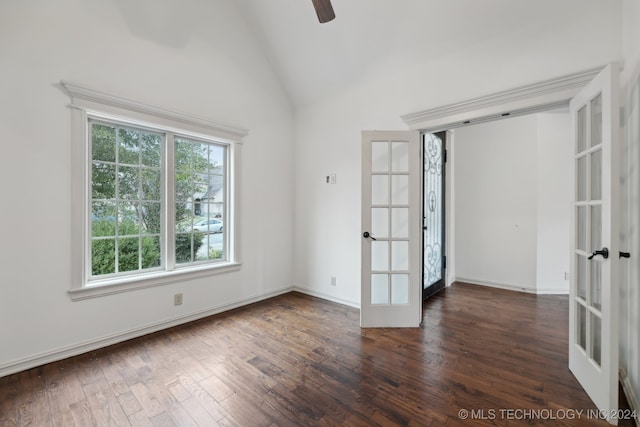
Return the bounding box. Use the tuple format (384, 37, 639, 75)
(0, 282, 635, 426)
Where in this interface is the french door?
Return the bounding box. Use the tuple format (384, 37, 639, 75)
(569, 64, 619, 424)
(422, 132, 446, 299)
(361, 131, 422, 327)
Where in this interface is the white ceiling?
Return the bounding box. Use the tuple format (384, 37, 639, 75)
(236, 0, 604, 107)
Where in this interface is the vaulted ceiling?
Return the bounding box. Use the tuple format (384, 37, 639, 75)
(237, 0, 620, 107)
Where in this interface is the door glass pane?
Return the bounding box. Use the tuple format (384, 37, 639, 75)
(424, 133, 444, 289)
(591, 94, 602, 147)
(371, 241, 389, 271)
(591, 150, 602, 200)
(577, 206, 587, 251)
(372, 141, 389, 172)
(391, 241, 409, 271)
(391, 274, 409, 304)
(372, 175, 389, 205)
(371, 274, 389, 305)
(591, 313, 601, 366)
(391, 142, 409, 172)
(577, 106, 587, 153)
(578, 303, 586, 351)
(391, 208, 409, 238)
(391, 175, 409, 205)
(371, 208, 389, 238)
(577, 156, 587, 202)
(591, 205, 601, 251)
(591, 260, 602, 311)
(577, 255, 587, 300)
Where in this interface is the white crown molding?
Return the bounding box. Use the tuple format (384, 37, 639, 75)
(401, 66, 605, 131)
(60, 81, 248, 141)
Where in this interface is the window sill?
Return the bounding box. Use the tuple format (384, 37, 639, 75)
(68, 262, 242, 301)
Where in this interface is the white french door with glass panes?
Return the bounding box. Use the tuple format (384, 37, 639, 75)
(569, 64, 619, 423)
(361, 131, 421, 327)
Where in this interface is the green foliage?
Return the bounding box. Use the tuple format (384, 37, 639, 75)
(91, 220, 161, 276)
(209, 248, 224, 260)
(176, 232, 205, 264)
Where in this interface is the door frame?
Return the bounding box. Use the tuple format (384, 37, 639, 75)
(402, 67, 604, 290)
(400, 65, 621, 418)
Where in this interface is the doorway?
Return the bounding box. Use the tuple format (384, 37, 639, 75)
(422, 131, 446, 299)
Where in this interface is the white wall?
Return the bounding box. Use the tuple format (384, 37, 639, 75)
(0, 0, 294, 375)
(620, 0, 640, 414)
(453, 116, 539, 292)
(293, 1, 621, 306)
(536, 113, 572, 293)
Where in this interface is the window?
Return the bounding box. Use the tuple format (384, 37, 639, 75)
(63, 82, 245, 300)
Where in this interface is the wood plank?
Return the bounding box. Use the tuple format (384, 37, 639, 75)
(0, 284, 634, 426)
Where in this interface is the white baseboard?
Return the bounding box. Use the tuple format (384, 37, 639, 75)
(0, 287, 293, 378)
(620, 370, 640, 427)
(293, 286, 360, 309)
(454, 277, 568, 295)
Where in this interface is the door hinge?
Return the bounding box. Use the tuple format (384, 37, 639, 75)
(444, 149, 448, 163)
(443, 255, 447, 270)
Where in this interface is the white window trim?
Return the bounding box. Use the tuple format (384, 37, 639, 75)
(62, 81, 246, 301)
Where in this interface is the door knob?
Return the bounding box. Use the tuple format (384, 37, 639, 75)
(620, 251, 631, 259)
(362, 231, 377, 241)
(588, 247, 609, 260)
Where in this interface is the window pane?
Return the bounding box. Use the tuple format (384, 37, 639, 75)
(391, 142, 409, 172)
(141, 133, 161, 167)
(372, 175, 389, 205)
(391, 208, 408, 238)
(591, 150, 602, 201)
(90, 123, 166, 278)
(118, 166, 140, 201)
(577, 255, 587, 300)
(141, 236, 161, 270)
(577, 106, 587, 153)
(590, 260, 602, 311)
(141, 169, 161, 201)
(118, 237, 139, 272)
(591, 313, 601, 366)
(591, 94, 602, 147)
(391, 175, 409, 205)
(577, 303, 586, 351)
(92, 163, 116, 199)
(371, 241, 389, 271)
(174, 137, 228, 267)
(92, 202, 116, 237)
(141, 203, 161, 235)
(391, 274, 409, 304)
(92, 123, 116, 162)
(591, 205, 601, 251)
(577, 206, 586, 252)
(92, 238, 115, 275)
(175, 233, 195, 264)
(577, 156, 587, 202)
(118, 128, 140, 165)
(372, 141, 389, 172)
(371, 208, 389, 239)
(87, 116, 233, 282)
(391, 241, 409, 271)
(371, 274, 389, 304)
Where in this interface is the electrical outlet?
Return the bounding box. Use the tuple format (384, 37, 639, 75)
(331, 276, 336, 286)
(174, 293, 183, 306)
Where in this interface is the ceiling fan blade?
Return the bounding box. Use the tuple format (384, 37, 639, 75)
(311, 0, 335, 23)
